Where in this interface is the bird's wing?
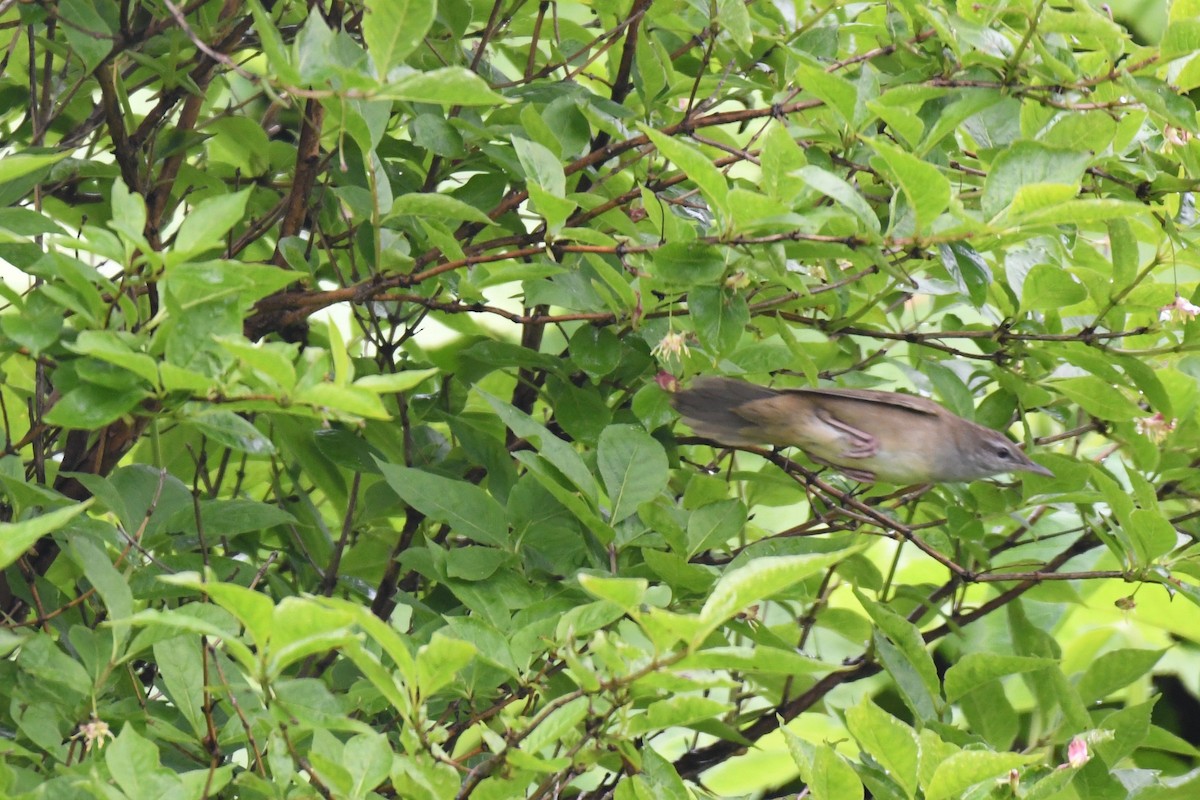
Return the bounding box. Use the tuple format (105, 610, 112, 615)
(732, 393, 879, 461)
(786, 387, 944, 417)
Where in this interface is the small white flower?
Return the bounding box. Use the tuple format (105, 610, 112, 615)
(652, 331, 690, 362)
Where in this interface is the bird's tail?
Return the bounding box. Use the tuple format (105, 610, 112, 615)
(670, 377, 778, 446)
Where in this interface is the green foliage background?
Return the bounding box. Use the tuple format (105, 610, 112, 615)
(1, 0, 1200, 797)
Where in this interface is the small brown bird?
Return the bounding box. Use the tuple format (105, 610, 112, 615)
(672, 377, 1053, 484)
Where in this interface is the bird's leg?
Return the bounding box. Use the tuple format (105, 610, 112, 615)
(835, 467, 878, 483)
(807, 453, 877, 484)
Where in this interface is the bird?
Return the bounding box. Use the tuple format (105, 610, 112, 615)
(671, 376, 1054, 484)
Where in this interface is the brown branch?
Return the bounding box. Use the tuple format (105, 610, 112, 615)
(370, 510, 426, 620)
(95, 63, 141, 192)
(274, 98, 327, 250)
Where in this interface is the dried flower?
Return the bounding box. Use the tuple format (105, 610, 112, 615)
(1164, 126, 1191, 149)
(1135, 412, 1177, 443)
(655, 371, 680, 393)
(724, 270, 750, 290)
(73, 717, 115, 753)
(1159, 293, 1200, 323)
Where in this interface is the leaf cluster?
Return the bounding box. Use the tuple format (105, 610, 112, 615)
(1, 0, 1200, 798)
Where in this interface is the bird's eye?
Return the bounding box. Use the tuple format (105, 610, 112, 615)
(995, 447, 1013, 460)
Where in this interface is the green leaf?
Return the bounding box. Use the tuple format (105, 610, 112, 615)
(809, 745, 864, 800)
(636, 748, 691, 800)
(577, 574, 647, 612)
(1162, 20, 1200, 60)
(1107, 217, 1138, 288)
(0, 503, 90, 571)
(445, 546, 510, 581)
(938, 242, 992, 307)
(171, 190, 251, 261)
(944, 653, 1056, 702)
(569, 326, 622, 377)
(1052, 376, 1143, 421)
(0, 149, 69, 188)
(641, 125, 729, 219)
(218, 337, 298, 389)
(917, 89, 1003, 156)
(362, 0, 434, 75)
(387, 194, 494, 225)
(1007, 199, 1152, 227)
(266, 597, 356, 676)
(689, 286, 748, 358)
(794, 165, 881, 236)
(206, 117, 272, 177)
(415, 633, 476, 697)
(106, 726, 171, 800)
(246, 0, 300, 84)
(354, 367, 439, 394)
(153, 638, 206, 738)
(126, 601, 257, 674)
(651, 242, 727, 287)
(68, 537, 133, 625)
(844, 696, 919, 799)
(1077, 648, 1166, 704)
(794, 60, 858, 126)
(631, 695, 732, 733)
(298, 383, 391, 420)
(1126, 509, 1177, 565)
(679, 645, 834, 674)
(857, 590, 942, 719)
(982, 142, 1090, 219)
(68, 331, 160, 386)
(865, 137, 950, 232)
(319, 597, 417, 688)
(343, 732, 393, 799)
(597, 425, 668, 524)
(0, 207, 65, 236)
(698, 550, 856, 639)
(513, 136, 566, 197)
(520, 696, 590, 755)
(44, 384, 148, 429)
(686, 498, 747, 557)
(381, 67, 509, 105)
(1, 290, 64, 354)
(192, 578, 276, 649)
(186, 411, 277, 455)
(109, 178, 148, 244)
(1021, 265, 1088, 310)
(165, 496, 296, 542)
(164, 260, 298, 308)
(481, 392, 596, 498)
(717, 0, 752, 53)
(1006, 182, 1080, 217)
(925, 750, 1041, 800)
(1124, 75, 1199, 133)
(1039, 6, 1124, 58)
(377, 462, 510, 548)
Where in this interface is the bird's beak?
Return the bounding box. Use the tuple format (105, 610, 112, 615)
(1019, 460, 1055, 478)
